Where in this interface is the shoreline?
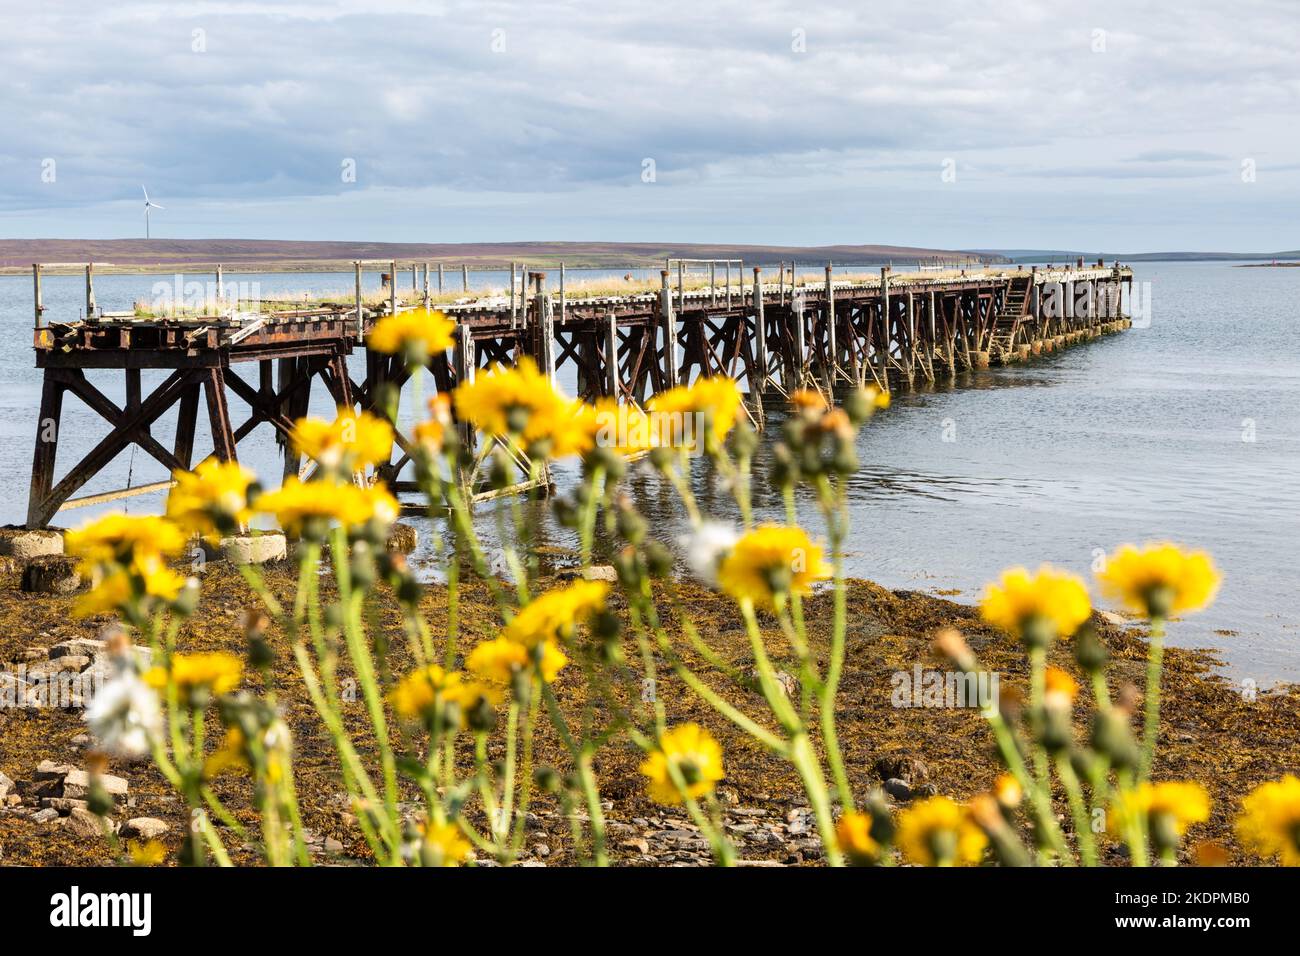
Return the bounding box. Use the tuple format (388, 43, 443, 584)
(0, 559, 1295, 866)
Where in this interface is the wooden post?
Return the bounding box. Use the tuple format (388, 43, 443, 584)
(462, 263, 469, 292)
(215, 264, 224, 304)
(752, 267, 767, 393)
(412, 263, 418, 292)
(354, 261, 364, 337)
(660, 270, 678, 388)
(793, 285, 806, 385)
(510, 262, 518, 328)
(824, 264, 836, 383)
(389, 259, 398, 317)
(26, 373, 63, 528)
(605, 310, 619, 398)
(204, 369, 237, 463)
(677, 260, 685, 314)
(710, 261, 717, 307)
(559, 262, 566, 323)
(533, 273, 556, 386)
(422, 263, 431, 309)
(454, 322, 475, 451)
(85, 263, 96, 320)
(725, 261, 732, 309)
(878, 267, 891, 384)
(438, 262, 445, 292)
(33, 264, 44, 329)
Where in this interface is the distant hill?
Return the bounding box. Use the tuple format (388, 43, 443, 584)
(967, 248, 1300, 263)
(0, 239, 1001, 274)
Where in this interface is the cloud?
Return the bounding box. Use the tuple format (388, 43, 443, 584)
(0, 0, 1297, 248)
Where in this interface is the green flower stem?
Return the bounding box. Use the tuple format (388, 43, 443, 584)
(815, 475, 854, 812)
(1139, 616, 1166, 782)
(541, 683, 607, 866)
(1055, 754, 1097, 866)
(578, 466, 605, 567)
(982, 704, 1072, 864)
(509, 683, 541, 858)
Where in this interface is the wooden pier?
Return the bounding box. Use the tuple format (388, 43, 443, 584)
(23, 259, 1133, 528)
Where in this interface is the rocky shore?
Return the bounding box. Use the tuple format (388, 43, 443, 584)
(1, 550, 1296, 867)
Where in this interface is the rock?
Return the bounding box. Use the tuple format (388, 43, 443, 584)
(49, 638, 106, 659)
(874, 754, 929, 784)
(31, 807, 60, 824)
(121, 817, 170, 840)
(0, 527, 64, 560)
(207, 533, 287, 566)
(41, 797, 88, 814)
(323, 837, 344, 854)
(34, 760, 77, 781)
(385, 523, 418, 554)
(64, 807, 108, 838)
(534, 843, 551, 857)
(620, 838, 650, 854)
(748, 668, 798, 698)
(21, 647, 48, 662)
(1098, 610, 1130, 627)
(21, 555, 81, 594)
(883, 778, 914, 801)
(558, 564, 618, 583)
(0, 772, 13, 800)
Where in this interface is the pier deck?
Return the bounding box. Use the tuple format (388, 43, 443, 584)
(24, 260, 1133, 528)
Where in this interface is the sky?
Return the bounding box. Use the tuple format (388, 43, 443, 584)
(0, 0, 1297, 252)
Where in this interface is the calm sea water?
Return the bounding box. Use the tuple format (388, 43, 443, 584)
(1, 262, 1296, 684)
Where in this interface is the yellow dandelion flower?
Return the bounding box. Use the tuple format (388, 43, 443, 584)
(979, 564, 1092, 646)
(791, 388, 828, 412)
(414, 395, 453, 452)
(1044, 665, 1079, 706)
(647, 376, 742, 448)
(73, 555, 187, 619)
(835, 811, 881, 866)
(127, 839, 167, 867)
(1111, 781, 1211, 849)
(166, 459, 254, 541)
(716, 524, 830, 609)
(203, 726, 251, 779)
(502, 580, 609, 647)
(993, 773, 1023, 809)
(367, 308, 456, 359)
(467, 635, 567, 688)
(452, 358, 571, 450)
(1097, 542, 1220, 619)
(144, 651, 243, 704)
(639, 723, 724, 805)
(895, 796, 988, 866)
(1236, 775, 1300, 866)
(291, 408, 394, 472)
(65, 513, 187, 567)
(253, 477, 397, 537)
(418, 820, 473, 867)
(572, 398, 658, 459)
(389, 664, 490, 728)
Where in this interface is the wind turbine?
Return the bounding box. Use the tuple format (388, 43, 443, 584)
(142, 186, 164, 239)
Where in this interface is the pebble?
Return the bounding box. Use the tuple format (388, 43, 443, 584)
(883, 778, 914, 801)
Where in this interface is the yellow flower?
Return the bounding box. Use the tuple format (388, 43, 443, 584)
(291, 409, 394, 472)
(467, 635, 567, 687)
(716, 524, 830, 609)
(1236, 775, 1300, 865)
(453, 358, 581, 458)
(639, 723, 725, 805)
(203, 726, 251, 779)
(414, 395, 453, 452)
(1097, 542, 1220, 619)
(503, 580, 609, 647)
(368, 308, 456, 358)
(73, 556, 187, 619)
(144, 651, 243, 703)
(790, 388, 828, 413)
(993, 773, 1022, 809)
(895, 796, 987, 866)
(647, 376, 742, 448)
(127, 839, 167, 866)
(390, 664, 492, 728)
(418, 820, 473, 867)
(979, 565, 1092, 645)
(573, 398, 658, 459)
(1111, 781, 1211, 848)
(253, 477, 397, 537)
(166, 459, 254, 541)
(1044, 666, 1079, 707)
(835, 811, 881, 865)
(65, 513, 187, 567)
